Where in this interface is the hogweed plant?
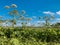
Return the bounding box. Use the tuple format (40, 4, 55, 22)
(4, 4, 23, 28)
(4, 4, 33, 28)
(43, 15, 54, 27)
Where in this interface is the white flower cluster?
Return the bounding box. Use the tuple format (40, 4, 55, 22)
(4, 4, 17, 9)
(11, 4, 17, 8)
(5, 5, 10, 9)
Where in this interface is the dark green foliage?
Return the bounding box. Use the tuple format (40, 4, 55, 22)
(0, 27, 60, 45)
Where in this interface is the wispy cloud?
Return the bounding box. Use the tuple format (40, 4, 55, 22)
(56, 11, 60, 15)
(51, 18, 60, 24)
(32, 16, 37, 19)
(43, 11, 54, 15)
(37, 20, 45, 23)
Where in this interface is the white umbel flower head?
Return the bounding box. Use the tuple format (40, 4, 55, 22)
(11, 4, 17, 8)
(4, 5, 10, 9)
(21, 10, 26, 14)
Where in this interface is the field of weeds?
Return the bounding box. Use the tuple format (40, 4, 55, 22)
(0, 27, 60, 45)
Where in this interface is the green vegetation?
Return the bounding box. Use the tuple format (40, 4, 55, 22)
(0, 27, 60, 45)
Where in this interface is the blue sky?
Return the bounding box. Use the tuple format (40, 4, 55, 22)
(0, 0, 60, 26)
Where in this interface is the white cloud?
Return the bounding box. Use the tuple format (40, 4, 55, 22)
(56, 11, 60, 15)
(43, 11, 54, 15)
(51, 18, 60, 24)
(56, 18, 60, 20)
(37, 21, 45, 23)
